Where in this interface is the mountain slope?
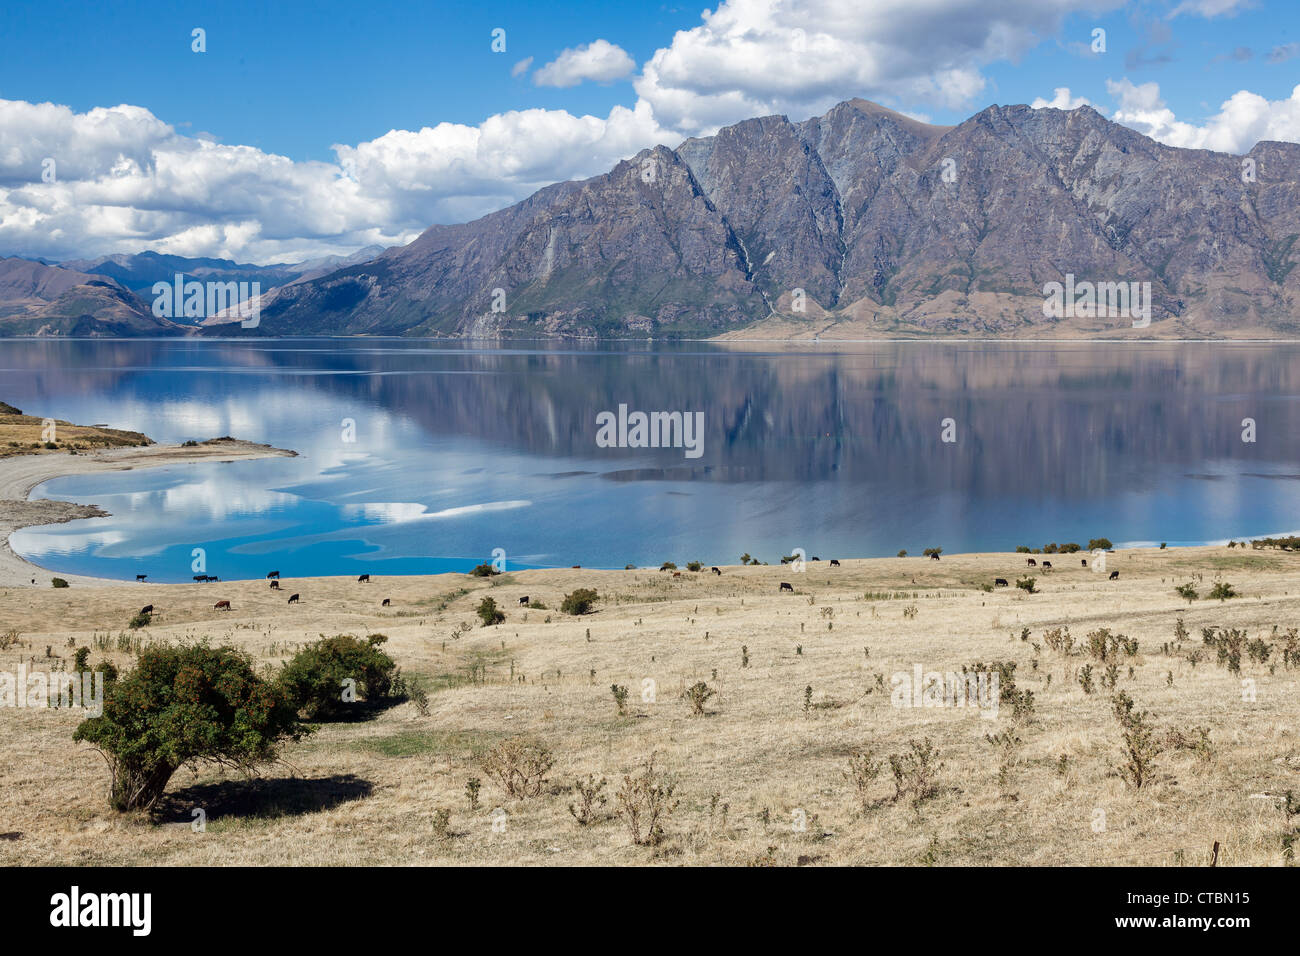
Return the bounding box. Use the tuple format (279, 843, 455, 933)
(0, 258, 182, 336)
(111, 100, 1300, 337)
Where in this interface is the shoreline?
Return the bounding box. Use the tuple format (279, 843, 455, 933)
(0, 439, 297, 588)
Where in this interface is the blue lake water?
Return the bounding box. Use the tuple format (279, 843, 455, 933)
(2, 338, 1298, 582)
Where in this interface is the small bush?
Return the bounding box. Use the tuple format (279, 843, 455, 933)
(660, 562, 677, 571)
(481, 738, 555, 799)
(615, 754, 678, 846)
(1175, 583, 1198, 604)
(1088, 538, 1113, 551)
(611, 683, 629, 716)
(1016, 577, 1037, 594)
(568, 775, 607, 825)
(277, 633, 399, 720)
(1112, 692, 1161, 789)
(561, 588, 598, 615)
(469, 564, 500, 577)
(127, 612, 151, 630)
(682, 681, 716, 715)
(888, 738, 944, 806)
(1209, 581, 1238, 601)
(897, 550, 907, 557)
(51, 578, 69, 588)
(476, 596, 505, 627)
(686, 561, 703, 572)
(844, 749, 883, 814)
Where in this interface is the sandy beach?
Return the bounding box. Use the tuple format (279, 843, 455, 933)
(0, 439, 297, 587)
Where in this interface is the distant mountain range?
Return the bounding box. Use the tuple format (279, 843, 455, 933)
(4, 98, 1300, 339)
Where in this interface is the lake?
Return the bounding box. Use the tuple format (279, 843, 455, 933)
(2, 338, 1298, 582)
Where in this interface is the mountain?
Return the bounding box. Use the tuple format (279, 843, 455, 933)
(201, 98, 1300, 339)
(0, 258, 182, 336)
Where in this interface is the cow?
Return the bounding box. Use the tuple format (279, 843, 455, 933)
(266, 571, 280, 579)
(358, 574, 370, 583)
(1081, 559, 1088, 567)
(779, 582, 794, 592)
(139, 605, 154, 615)
(193, 575, 208, 582)
(1026, 558, 1036, 567)
(1042, 561, 1052, 571)
(209, 577, 220, 582)
(930, 553, 940, 561)
(270, 580, 281, 590)
(711, 567, 721, 575)
(136, 574, 147, 582)
(994, 579, 1008, 588)
(1109, 571, 1120, 580)
(673, 572, 682, 579)
(214, 600, 231, 611)
(288, 593, 300, 604)
(572, 565, 581, 569)
(518, 596, 529, 606)
(382, 598, 391, 607)
(811, 557, 820, 562)
(829, 559, 840, 567)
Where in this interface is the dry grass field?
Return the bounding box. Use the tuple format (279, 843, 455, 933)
(0, 402, 151, 459)
(2, 546, 1298, 867)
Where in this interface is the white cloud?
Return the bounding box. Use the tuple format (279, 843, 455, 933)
(0, 98, 678, 263)
(511, 56, 534, 78)
(534, 39, 636, 87)
(634, 0, 1122, 136)
(1107, 77, 1300, 153)
(1031, 87, 1094, 110)
(1167, 0, 1255, 19)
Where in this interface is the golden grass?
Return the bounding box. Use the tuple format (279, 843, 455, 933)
(1, 546, 1298, 866)
(0, 403, 150, 459)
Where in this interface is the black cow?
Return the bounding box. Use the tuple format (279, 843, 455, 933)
(1109, 571, 1119, 580)
(518, 595, 529, 606)
(1026, 558, 1036, 567)
(266, 571, 280, 579)
(994, 579, 1008, 587)
(711, 567, 721, 575)
(139, 605, 154, 615)
(779, 582, 794, 592)
(829, 559, 840, 567)
(1081, 559, 1088, 567)
(930, 553, 940, 561)
(270, 580, 281, 590)
(288, 593, 300, 604)
(193, 575, 208, 582)
(135, 574, 147, 582)
(381, 598, 391, 607)
(358, 574, 370, 583)
(1042, 561, 1053, 570)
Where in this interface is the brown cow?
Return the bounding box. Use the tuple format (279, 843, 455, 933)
(1027, 558, 1037, 567)
(672, 572, 682, 578)
(214, 600, 231, 611)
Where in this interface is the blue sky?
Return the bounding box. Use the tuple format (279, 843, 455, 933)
(1, 0, 1298, 262)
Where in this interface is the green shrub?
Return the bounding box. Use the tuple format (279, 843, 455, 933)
(1088, 538, 1113, 551)
(561, 588, 598, 615)
(1176, 583, 1198, 604)
(660, 562, 677, 571)
(469, 563, 500, 577)
(277, 633, 399, 720)
(73, 643, 306, 811)
(1016, 577, 1037, 594)
(127, 612, 151, 630)
(897, 550, 907, 557)
(51, 577, 69, 588)
(686, 561, 703, 572)
(1209, 581, 1238, 602)
(476, 596, 505, 627)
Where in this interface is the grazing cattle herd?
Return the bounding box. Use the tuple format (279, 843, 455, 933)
(126, 548, 1124, 622)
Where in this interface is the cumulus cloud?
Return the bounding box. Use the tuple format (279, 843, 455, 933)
(634, 0, 1123, 136)
(0, 98, 678, 263)
(1106, 77, 1300, 153)
(1031, 87, 1094, 110)
(534, 39, 635, 87)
